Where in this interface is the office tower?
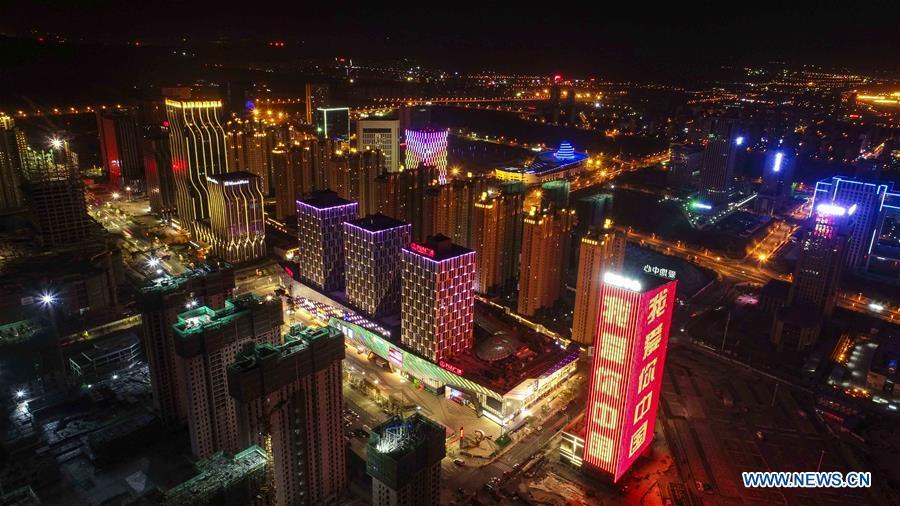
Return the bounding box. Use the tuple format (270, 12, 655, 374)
(756, 149, 796, 214)
(367, 413, 446, 506)
(305, 83, 330, 125)
(471, 186, 524, 294)
(97, 109, 145, 191)
(206, 171, 266, 263)
(666, 143, 703, 187)
(344, 214, 411, 316)
(243, 127, 272, 195)
(517, 207, 576, 316)
(404, 128, 449, 184)
(165, 99, 230, 235)
(20, 139, 95, 246)
(136, 265, 235, 428)
(401, 234, 475, 362)
(297, 191, 358, 292)
(772, 204, 853, 350)
(584, 272, 677, 482)
(142, 125, 177, 217)
(0, 114, 26, 211)
(811, 176, 898, 269)
(357, 118, 399, 173)
(574, 193, 613, 236)
(172, 294, 282, 459)
(229, 325, 346, 506)
(316, 107, 350, 141)
(699, 117, 740, 203)
(422, 177, 482, 247)
(571, 228, 627, 346)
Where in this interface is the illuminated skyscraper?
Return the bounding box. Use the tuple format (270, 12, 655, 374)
(404, 128, 448, 184)
(0, 114, 26, 211)
(97, 109, 145, 191)
(172, 294, 282, 459)
(316, 107, 350, 141)
(699, 117, 740, 203)
(773, 204, 852, 350)
(344, 214, 411, 317)
(811, 176, 898, 269)
(401, 234, 475, 362)
(206, 171, 266, 264)
(327, 148, 383, 216)
(229, 325, 346, 506)
(136, 266, 235, 428)
(584, 272, 676, 482)
(272, 143, 314, 221)
(358, 118, 399, 173)
(375, 167, 426, 236)
(297, 191, 358, 292)
(572, 228, 627, 346)
(165, 99, 230, 235)
(422, 176, 483, 247)
(471, 185, 524, 294)
(367, 413, 446, 506)
(756, 149, 795, 214)
(517, 207, 576, 316)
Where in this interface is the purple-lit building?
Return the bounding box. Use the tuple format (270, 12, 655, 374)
(404, 128, 448, 184)
(344, 214, 411, 317)
(297, 190, 358, 292)
(401, 234, 475, 362)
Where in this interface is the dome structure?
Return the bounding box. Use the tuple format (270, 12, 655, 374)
(475, 333, 521, 362)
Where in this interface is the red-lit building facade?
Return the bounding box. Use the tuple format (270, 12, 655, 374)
(583, 272, 676, 482)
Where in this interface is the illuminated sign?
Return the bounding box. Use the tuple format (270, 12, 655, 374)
(816, 203, 847, 216)
(439, 360, 463, 375)
(735, 136, 744, 146)
(410, 242, 436, 258)
(602, 272, 642, 292)
(772, 152, 784, 172)
(642, 265, 676, 279)
(690, 201, 712, 210)
(388, 347, 403, 367)
(584, 277, 677, 482)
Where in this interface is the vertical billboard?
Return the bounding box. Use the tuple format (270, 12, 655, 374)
(583, 272, 677, 482)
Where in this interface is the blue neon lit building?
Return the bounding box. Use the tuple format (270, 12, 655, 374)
(811, 177, 900, 269)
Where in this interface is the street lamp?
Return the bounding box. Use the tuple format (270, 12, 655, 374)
(39, 292, 56, 306)
(49, 137, 62, 150)
(15, 389, 25, 399)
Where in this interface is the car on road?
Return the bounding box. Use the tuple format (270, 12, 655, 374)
(755, 430, 765, 441)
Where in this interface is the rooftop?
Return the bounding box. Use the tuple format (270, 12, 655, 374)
(173, 293, 263, 337)
(138, 262, 231, 295)
(524, 142, 588, 175)
(298, 190, 356, 210)
(404, 234, 474, 262)
(206, 171, 259, 185)
(368, 413, 445, 457)
(165, 446, 266, 504)
(346, 213, 410, 233)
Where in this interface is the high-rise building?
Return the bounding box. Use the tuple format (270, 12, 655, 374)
(584, 272, 677, 482)
(165, 99, 230, 235)
(229, 325, 346, 506)
(297, 191, 358, 292)
(136, 265, 235, 428)
(756, 149, 796, 215)
(366, 413, 446, 506)
(421, 177, 483, 247)
(404, 128, 448, 184)
(0, 115, 26, 211)
(471, 185, 524, 294)
(344, 214, 411, 317)
(206, 171, 266, 264)
(142, 125, 177, 217)
(401, 234, 475, 362)
(517, 207, 576, 316)
(357, 118, 399, 173)
(272, 143, 315, 221)
(375, 167, 426, 236)
(572, 228, 627, 346)
(316, 107, 350, 141)
(172, 294, 282, 459)
(20, 139, 96, 246)
(773, 203, 853, 350)
(97, 109, 145, 191)
(666, 143, 703, 187)
(327, 148, 383, 216)
(811, 176, 898, 269)
(699, 118, 740, 203)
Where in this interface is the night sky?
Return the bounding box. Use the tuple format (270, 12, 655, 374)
(2, 1, 898, 75)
